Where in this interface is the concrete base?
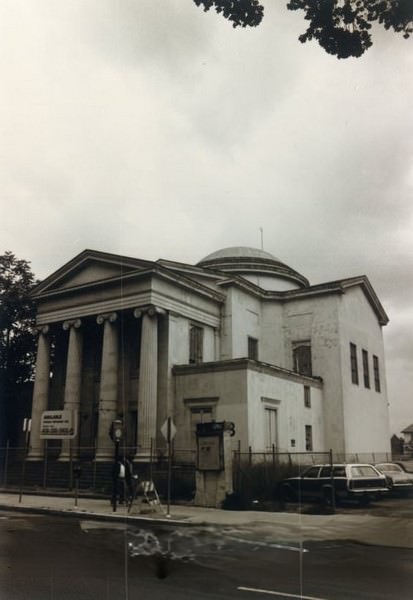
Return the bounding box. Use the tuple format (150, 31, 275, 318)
(194, 470, 230, 508)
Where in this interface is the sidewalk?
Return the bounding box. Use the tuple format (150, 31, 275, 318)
(1, 491, 413, 549)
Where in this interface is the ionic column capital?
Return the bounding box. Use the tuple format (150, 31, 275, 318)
(35, 325, 50, 336)
(133, 306, 166, 319)
(63, 319, 82, 331)
(96, 312, 118, 325)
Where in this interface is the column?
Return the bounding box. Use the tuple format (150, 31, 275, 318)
(95, 313, 119, 461)
(59, 319, 83, 461)
(27, 326, 51, 460)
(134, 307, 159, 461)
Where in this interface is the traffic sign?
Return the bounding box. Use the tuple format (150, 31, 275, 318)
(161, 417, 176, 443)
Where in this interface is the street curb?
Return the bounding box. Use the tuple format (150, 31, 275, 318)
(0, 502, 201, 528)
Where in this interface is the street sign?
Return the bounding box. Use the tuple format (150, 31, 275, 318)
(161, 417, 176, 443)
(40, 410, 77, 439)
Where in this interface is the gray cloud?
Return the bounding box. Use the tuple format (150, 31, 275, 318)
(1, 0, 412, 435)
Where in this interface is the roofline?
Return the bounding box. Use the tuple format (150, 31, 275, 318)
(32, 249, 156, 296)
(32, 257, 225, 305)
(217, 275, 389, 326)
(173, 357, 323, 387)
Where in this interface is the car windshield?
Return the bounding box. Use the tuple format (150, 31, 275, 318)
(377, 464, 402, 473)
(350, 465, 379, 477)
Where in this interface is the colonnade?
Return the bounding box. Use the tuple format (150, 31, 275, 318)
(28, 306, 164, 462)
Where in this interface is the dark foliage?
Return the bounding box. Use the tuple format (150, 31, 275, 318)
(193, 0, 412, 58)
(0, 251, 37, 386)
(193, 0, 264, 28)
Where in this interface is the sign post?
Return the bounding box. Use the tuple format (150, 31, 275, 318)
(39, 410, 77, 501)
(109, 420, 124, 513)
(19, 418, 31, 503)
(40, 410, 77, 440)
(161, 417, 176, 518)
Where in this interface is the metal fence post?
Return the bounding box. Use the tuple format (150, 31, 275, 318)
(329, 448, 336, 513)
(3, 440, 9, 485)
(43, 440, 48, 488)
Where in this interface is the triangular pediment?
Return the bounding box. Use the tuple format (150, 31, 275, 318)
(33, 249, 155, 297)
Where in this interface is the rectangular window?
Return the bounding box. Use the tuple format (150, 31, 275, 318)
(248, 336, 258, 360)
(350, 342, 358, 385)
(189, 325, 204, 364)
(264, 408, 278, 450)
(362, 349, 370, 389)
(304, 385, 311, 408)
(190, 406, 213, 449)
(292, 342, 312, 376)
(373, 355, 381, 392)
(305, 425, 313, 451)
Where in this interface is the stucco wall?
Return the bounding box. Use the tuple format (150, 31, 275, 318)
(173, 363, 324, 454)
(338, 287, 390, 454)
(246, 369, 324, 453)
(173, 366, 249, 451)
(282, 294, 345, 452)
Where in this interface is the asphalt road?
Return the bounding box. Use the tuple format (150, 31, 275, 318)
(1, 511, 412, 600)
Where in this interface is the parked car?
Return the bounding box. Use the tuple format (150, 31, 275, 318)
(374, 462, 413, 494)
(278, 463, 388, 506)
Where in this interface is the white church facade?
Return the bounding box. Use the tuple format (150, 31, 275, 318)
(28, 246, 391, 462)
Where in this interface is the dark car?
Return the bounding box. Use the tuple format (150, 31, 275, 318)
(375, 462, 413, 494)
(278, 463, 388, 506)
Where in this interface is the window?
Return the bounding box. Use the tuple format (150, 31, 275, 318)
(264, 408, 278, 450)
(373, 355, 381, 392)
(304, 385, 311, 408)
(189, 406, 213, 449)
(305, 425, 313, 451)
(302, 466, 319, 478)
(362, 349, 370, 389)
(350, 342, 358, 385)
(248, 336, 258, 360)
(292, 342, 312, 376)
(189, 325, 203, 364)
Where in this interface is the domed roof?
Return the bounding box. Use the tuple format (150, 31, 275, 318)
(200, 246, 281, 263)
(197, 246, 309, 289)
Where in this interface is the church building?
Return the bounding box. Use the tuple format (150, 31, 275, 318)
(28, 246, 391, 462)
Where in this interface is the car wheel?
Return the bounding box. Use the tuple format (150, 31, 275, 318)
(322, 487, 336, 508)
(279, 484, 295, 502)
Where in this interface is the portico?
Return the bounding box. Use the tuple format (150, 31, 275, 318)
(27, 249, 223, 462)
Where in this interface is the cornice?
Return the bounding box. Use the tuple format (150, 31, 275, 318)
(173, 358, 323, 387)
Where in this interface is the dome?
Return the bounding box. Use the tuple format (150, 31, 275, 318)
(197, 246, 309, 290)
(200, 246, 281, 263)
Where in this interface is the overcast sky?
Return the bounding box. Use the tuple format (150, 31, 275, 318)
(1, 0, 412, 436)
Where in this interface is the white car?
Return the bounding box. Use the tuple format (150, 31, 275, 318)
(375, 463, 413, 493)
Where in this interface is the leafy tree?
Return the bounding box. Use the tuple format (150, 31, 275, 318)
(0, 251, 37, 386)
(193, 0, 413, 59)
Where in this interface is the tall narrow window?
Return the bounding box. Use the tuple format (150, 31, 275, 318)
(190, 406, 213, 450)
(248, 336, 258, 360)
(292, 342, 312, 376)
(373, 355, 381, 392)
(189, 325, 203, 364)
(305, 425, 313, 451)
(362, 349, 370, 389)
(350, 342, 358, 385)
(264, 408, 278, 450)
(304, 385, 311, 408)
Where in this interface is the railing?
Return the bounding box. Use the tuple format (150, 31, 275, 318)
(0, 443, 197, 501)
(231, 447, 396, 506)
